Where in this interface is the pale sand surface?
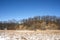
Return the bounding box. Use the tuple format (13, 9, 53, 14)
(0, 30, 60, 40)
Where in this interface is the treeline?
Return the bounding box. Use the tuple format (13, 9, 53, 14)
(20, 16, 60, 30)
(0, 16, 60, 30)
(0, 19, 19, 30)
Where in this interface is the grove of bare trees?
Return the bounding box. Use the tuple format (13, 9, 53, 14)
(0, 16, 60, 30)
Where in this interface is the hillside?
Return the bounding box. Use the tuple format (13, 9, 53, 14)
(17, 16, 60, 30)
(0, 16, 60, 30)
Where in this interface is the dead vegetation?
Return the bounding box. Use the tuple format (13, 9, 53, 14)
(0, 16, 60, 30)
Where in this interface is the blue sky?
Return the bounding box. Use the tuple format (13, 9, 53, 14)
(0, 0, 60, 21)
